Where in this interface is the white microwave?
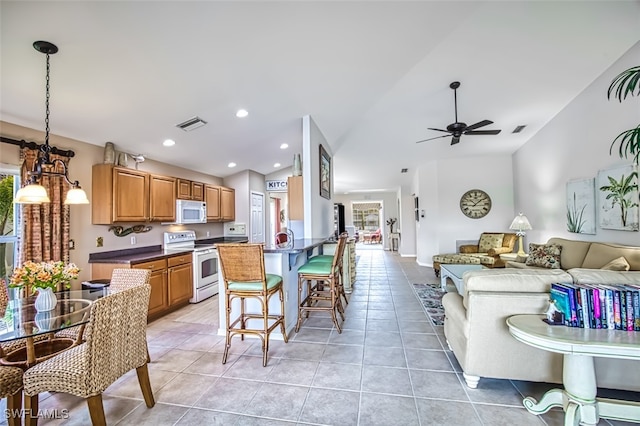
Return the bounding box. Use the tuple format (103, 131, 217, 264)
(175, 200, 207, 224)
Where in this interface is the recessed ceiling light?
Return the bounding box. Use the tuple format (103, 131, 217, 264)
(274, 163, 281, 168)
(228, 162, 237, 168)
(280, 143, 288, 149)
(236, 109, 248, 118)
(163, 139, 175, 147)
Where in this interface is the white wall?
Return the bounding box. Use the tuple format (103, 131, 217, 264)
(512, 41, 640, 247)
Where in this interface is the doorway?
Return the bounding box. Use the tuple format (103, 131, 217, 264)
(352, 201, 383, 250)
(250, 191, 265, 243)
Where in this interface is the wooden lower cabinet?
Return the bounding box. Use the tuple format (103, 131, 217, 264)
(91, 254, 193, 321)
(167, 254, 193, 306)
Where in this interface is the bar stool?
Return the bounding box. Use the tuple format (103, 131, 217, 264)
(295, 235, 347, 333)
(216, 243, 288, 367)
(307, 233, 349, 307)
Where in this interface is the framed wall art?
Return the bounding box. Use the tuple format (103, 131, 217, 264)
(319, 144, 331, 199)
(597, 164, 639, 231)
(566, 178, 596, 234)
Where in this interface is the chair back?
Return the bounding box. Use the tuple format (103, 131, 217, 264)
(217, 243, 267, 287)
(331, 235, 348, 273)
(110, 268, 151, 292)
(82, 284, 151, 393)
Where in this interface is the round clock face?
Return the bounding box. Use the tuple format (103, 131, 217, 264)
(459, 189, 492, 219)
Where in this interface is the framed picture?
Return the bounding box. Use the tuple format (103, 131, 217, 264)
(597, 164, 639, 231)
(319, 144, 331, 199)
(566, 178, 596, 234)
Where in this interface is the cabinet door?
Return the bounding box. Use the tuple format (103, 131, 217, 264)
(150, 174, 176, 222)
(288, 176, 303, 221)
(205, 185, 221, 221)
(133, 259, 168, 317)
(191, 182, 205, 201)
(113, 168, 148, 222)
(168, 261, 193, 306)
(221, 187, 235, 221)
(177, 178, 192, 200)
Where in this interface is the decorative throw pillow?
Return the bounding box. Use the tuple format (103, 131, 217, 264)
(526, 243, 562, 269)
(478, 233, 504, 253)
(600, 256, 630, 271)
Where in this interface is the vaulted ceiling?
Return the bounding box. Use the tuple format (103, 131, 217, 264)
(2, 1, 639, 194)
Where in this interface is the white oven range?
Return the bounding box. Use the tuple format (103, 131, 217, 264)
(163, 230, 218, 303)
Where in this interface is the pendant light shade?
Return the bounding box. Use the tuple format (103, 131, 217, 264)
(13, 41, 89, 205)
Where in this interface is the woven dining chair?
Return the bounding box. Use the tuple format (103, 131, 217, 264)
(216, 243, 288, 367)
(0, 366, 24, 426)
(23, 284, 155, 426)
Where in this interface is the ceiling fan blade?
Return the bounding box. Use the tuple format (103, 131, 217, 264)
(464, 120, 493, 132)
(415, 134, 450, 144)
(450, 135, 461, 145)
(427, 128, 450, 133)
(465, 129, 502, 135)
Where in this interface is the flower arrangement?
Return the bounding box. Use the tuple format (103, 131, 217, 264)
(9, 261, 79, 293)
(386, 218, 397, 233)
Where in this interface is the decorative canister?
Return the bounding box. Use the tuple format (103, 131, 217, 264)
(104, 142, 116, 164)
(117, 152, 129, 167)
(293, 153, 302, 176)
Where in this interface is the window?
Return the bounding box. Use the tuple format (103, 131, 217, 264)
(0, 169, 21, 285)
(352, 202, 381, 231)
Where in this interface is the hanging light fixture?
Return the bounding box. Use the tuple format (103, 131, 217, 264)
(14, 41, 89, 205)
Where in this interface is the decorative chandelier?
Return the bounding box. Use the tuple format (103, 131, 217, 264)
(14, 41, 89, 205)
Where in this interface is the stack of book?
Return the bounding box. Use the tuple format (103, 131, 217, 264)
(550, 282, 640, 331)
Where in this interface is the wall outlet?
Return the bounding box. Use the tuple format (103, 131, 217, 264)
(69, 239, 75, 250)
(285, 291, 289, 302)
(96, 237, 103, 247)
(130, 236, 136, 245)
(206, 231, 210, 237)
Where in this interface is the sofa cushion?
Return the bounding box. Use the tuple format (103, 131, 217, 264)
(546, 238, 592, 270)
(582, 242, 640, 271)
(526, 243, 562, 269)
(568, 268, 640, 285)
(600, 256, 631, 271)
(478, 233, 504, 252)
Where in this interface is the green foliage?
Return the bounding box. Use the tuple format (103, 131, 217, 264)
(599, 171, 639, 227)
(0, 175, 14, 236)
(566, 192, 586, 233)
(608, 66, 640, 164)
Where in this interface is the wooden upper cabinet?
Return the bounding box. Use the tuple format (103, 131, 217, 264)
(221, 187, 235, 221)
(149, 174, 176, 222)
(92, 164, 149, 224)
(205, 185, 221, 221)
(177, 179, 205, 201)
(288, 176, 303, 221)
(92, 165, 177, 224)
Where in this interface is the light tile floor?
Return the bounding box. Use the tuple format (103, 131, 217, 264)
(5, 249, 640, 425)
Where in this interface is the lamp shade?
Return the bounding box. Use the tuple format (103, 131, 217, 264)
(509, 213, 532, 232)
(14, 184, 51, 204)
(64, 187, 90, 205)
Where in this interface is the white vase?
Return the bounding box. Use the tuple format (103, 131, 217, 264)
(34, 311, 55, 331)
(293, 153, 302, 176)
(34, 287, 57, 312)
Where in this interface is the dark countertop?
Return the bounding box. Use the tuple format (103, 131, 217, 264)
(262, 238, 330, 254)
(88, 237, 249, 264)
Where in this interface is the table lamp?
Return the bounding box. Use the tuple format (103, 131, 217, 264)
(509, 213, 532, 256)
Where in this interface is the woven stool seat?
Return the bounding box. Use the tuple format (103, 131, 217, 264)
(217, 243, 288, 367)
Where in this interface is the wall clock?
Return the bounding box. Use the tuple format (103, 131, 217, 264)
(459, 189, 492, 219)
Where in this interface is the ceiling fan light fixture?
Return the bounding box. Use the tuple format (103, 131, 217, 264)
(14, 41, 89, 205)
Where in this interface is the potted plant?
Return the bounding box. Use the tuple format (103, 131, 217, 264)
(608, 66, 640, 164)
(386, 218, 397, 233)
(9, 260, 79, 311)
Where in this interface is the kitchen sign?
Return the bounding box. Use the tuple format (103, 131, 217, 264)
(266, 180, 288, 192)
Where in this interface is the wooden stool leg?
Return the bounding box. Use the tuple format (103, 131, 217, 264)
(295, 275, 304, 333)
(86, 394, 107, 426)
(25, 394, 38, 426)
(279, 287, 288, 343)
(262, 297, 269, 367)
(136, 363, 155, 408)
(223, 292, 232, 364)
(6, 390, 22, 426)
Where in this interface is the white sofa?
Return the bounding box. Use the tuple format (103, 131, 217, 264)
(442, 268, 640, 391)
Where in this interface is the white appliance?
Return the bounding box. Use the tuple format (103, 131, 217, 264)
(163, 230, 218, 303)
(175, 200, 207, 224)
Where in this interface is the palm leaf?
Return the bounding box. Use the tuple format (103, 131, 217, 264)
(608, 66, 640, 102)
(609, 124, 640, 164)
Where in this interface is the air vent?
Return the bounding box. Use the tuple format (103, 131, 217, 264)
(176, 116, 207, 132)
(401, 168, 408, 173)
(512, 125, 527, 134)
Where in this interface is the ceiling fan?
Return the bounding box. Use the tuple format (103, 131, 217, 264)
(416, 81, 502, 145)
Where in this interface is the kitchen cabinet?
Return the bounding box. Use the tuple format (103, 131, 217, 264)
(205, 185, 235, 222)
(92, 164, 177, 224)
(150, 174, 176, 222)
(167, 254, 193, 306)
(132, 258, 168, 319)
(177, 179, 204, 201)
(288, 176, 303, 220)
(221, 187, 235, 221)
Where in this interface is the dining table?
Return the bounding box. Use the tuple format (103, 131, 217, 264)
(0, 289, 108, 369)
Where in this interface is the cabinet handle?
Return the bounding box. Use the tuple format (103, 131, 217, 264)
(147, 264, 154, 269)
